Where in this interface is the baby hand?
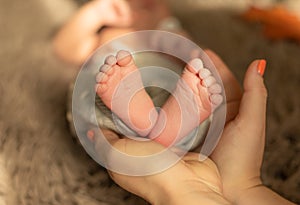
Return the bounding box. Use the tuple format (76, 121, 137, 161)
(95, 0, 133, 27)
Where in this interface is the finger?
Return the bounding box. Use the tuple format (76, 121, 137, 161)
(236, 60, 267, 134)
(107, 138, 166, 156)
(93, 129, 167, 158)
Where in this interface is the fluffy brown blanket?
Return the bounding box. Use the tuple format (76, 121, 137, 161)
(0, 0, 299, 204)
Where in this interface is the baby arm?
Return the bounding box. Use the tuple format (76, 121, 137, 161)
(52, 0, 132, 65)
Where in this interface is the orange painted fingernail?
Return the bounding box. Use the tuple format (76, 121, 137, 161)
(257, 59, 266, 77)
(87, 130, 95, 142)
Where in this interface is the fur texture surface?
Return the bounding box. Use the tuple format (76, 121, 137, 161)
(0, 0, 299, 204)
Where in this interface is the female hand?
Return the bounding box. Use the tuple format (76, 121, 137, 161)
(94, 51, 294, 205)
(207, 50, 267, 201)
(208, 51, 295, 205)
(98, 129, 230, 205)
(92, 50, 250, 205)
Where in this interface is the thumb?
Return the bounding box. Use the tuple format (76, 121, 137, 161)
(236, 59, 267, 135)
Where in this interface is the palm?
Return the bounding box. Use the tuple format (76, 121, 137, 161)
(181, 153, 223, 193)
(109, 146, 226, 204)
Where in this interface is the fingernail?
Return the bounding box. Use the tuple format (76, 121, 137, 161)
(87, 130, 95, 142)
(257, 60, 266, 77)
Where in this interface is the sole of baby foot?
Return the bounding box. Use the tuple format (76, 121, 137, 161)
(149, 58, 223, 147)
(95, 50, 157, 136)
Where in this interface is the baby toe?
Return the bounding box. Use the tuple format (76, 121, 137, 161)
(95, 83, 108, 94)
(202, 76, 216, 87)
(208, 83, 222, 94)
(96, 72, 108, 83)
(210, 94, 223, 106)
(99, 64, 114, 75)
(116, 50, 133, 66)
(186, 58, 204, 74)
(105, 55, 117, 66)
(198, 68, 211, 79)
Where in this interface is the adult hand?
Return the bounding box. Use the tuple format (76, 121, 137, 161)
(93, 50, 296, 205)
(208, 49, 296, 205)
(207, 50, 267, 202)
(96, 129, 230, 205)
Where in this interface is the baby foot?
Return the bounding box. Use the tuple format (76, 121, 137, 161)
(95, 50, 157, 136)
(149, 58, 223, 147)
(181, 58, 223, 115)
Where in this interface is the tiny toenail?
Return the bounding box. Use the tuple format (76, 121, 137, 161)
(199, 68, 211, 79)
(99, 64, 110, 72)
(210, 94, 223, 105)
(117, 50, 131, 61)
(105, 55, 117, 65)
(189, 58, 203, 72)
(208, 84, 222, 94)
(203, 76, 216, 87)
(96, 72, 107, 83)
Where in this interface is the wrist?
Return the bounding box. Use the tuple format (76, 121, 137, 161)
(223, 175, 263, 203)
(235, 184, 297, 205)
(152, 180, 230, 205)
(228, 176, 263, 203)
(161, 188, 231, 205)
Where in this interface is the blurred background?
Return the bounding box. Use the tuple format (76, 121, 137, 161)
(0, 0, 299, 204)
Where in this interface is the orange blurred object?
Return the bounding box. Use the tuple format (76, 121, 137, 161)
(242, 6, 300, 43)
